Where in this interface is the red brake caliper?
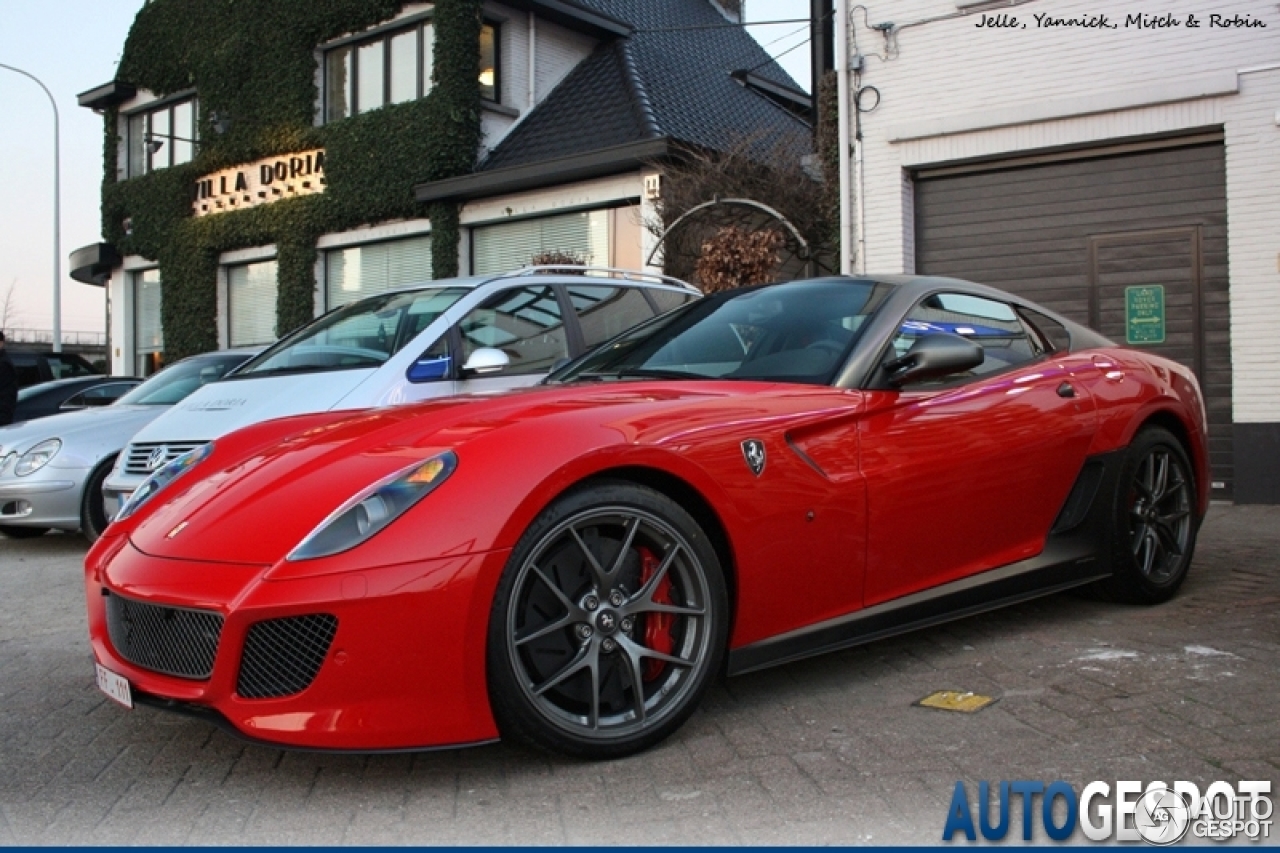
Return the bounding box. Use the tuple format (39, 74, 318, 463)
(637, 546, 674, 681)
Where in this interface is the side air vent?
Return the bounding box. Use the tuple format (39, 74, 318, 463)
(236, 614, 338, 699)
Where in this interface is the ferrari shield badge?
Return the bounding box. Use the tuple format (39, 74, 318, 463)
(741, 439, 766, 476)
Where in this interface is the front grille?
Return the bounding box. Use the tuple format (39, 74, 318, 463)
(105, 592, 224, 679)
(123, 441, 207, 476)
(236, 614, 338, 699)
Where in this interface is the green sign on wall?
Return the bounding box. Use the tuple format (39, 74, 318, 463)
(1125, 285, 1166, 345)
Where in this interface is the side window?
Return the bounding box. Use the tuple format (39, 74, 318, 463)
(458, 286, 568, 376)
(47, 356, 96, 379)
(1018, 307, 1072, 353)
(891, 292, 1040, 382)
(82, 383, 136, 405)
(61, 391, 89, 409)
(649, 289, 695, 315)
(12, 359, 41, 386)
(567, 285, 656, 350)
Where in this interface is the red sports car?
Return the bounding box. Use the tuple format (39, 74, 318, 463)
(85, 276, 1208, 759)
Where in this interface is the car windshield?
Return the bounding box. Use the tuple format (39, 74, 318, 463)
(115, 353, 252, 406)
(554, 278, 894, 386)
(233, 287, 469, 377)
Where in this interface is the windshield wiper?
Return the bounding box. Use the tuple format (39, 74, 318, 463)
(613, 367, 706, 381)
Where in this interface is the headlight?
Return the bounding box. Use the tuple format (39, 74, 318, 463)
(15, 439, 61, 476)
(115, 442, 215, 522)
(288, 451, 457, 561)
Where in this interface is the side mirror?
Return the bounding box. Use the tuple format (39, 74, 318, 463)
(885, 333, 984, 386)
(461, 347, 510, 377)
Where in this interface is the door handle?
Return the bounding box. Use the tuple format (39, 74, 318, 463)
(1057, 382, 1075, 398)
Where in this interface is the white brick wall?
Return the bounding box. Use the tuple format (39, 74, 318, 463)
(850, 0, 1280, 421)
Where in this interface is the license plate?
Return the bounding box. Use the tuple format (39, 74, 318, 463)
(95, 663, 133, 709)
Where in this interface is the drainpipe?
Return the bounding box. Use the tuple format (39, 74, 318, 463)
(835, 0, 853, 275)
(528, 12, 536, 110)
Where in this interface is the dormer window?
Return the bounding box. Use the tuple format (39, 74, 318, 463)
(124, 96, 197, 178)
(325, 19, 435, 122)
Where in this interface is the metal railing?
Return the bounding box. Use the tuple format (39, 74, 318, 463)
(2, 327, 107, 347)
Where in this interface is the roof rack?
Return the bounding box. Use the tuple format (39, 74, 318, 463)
(509, 265, 700, 293)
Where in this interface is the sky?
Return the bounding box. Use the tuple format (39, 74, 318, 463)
(0, 0, 812, 337)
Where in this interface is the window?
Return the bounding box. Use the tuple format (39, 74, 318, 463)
(325, 234, 433, 309)
(228, 260, 280, 347)
(134, 269, 164, 376)
(458, 286, 567, 376)
(125, 97, 197, 178)
(236, 287, 467, 376)
(61, 383, 137, 410)
(1018, 307, 1072, 353)
(558, 279, 890, 386)
(890, 292, 1040, 383)
(479, 23, 499, 102)
(325, 20, 435, 122)
(472, 209, 610, 275)
(567, 285, 657, 350)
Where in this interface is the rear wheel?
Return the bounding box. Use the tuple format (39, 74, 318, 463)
(487, 482, 727, 759)
(80, 455, 118, 544)
(0, 526, 49, 539)
(1098, 427, 1197, 604)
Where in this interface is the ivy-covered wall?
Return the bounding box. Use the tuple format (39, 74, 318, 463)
(101, 0, 482, 359)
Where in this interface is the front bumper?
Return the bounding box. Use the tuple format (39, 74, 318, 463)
(0, 466, 88, 530)
(85, 536, 510, 750)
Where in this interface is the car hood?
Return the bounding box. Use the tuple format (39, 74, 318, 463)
(0, 405, 167, 458)
(126, 380, 862, 566)
(122, 369, 376, 447)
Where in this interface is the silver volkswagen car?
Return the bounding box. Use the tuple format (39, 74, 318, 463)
(0, 349, 257, 542)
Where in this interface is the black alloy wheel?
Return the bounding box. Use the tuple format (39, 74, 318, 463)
(487, 482, 727, 759)
(1100, 426, 1198, 604)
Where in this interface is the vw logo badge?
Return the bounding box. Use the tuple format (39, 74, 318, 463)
(741, 439, 766, 476)
(145, 446, 168, 472)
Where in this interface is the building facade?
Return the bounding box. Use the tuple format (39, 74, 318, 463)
(846, 0, 1279, 502)
(73, 0, 808, 380)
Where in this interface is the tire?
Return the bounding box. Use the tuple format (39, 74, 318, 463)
(487, 481, 728, 760)
(80, 455, 118, 544)
(1096, 427, 1198, 604)
(0, 525, 49, 539)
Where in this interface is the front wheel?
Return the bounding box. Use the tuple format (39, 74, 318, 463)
(1097, 427, 1198, 604)
(487, 482, 728, 759)
(80, 455, 118, 544)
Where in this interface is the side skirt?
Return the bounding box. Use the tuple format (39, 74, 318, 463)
(726, 449, 1125, 677)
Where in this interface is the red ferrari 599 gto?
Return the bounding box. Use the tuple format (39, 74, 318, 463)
(85, 275, 1209, 759)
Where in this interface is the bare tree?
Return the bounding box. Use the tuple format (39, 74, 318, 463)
(1, 279, 20, 331)
(645, 136, 835, 289)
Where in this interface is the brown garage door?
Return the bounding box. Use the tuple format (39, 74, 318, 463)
(914, 139, 1232, 497)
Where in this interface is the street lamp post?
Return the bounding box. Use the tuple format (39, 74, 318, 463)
(0, 63, 61, 352)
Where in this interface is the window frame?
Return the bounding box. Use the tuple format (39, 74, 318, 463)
(122, 93, 199, 179)
(479, 21, 501, 104)
(323, 14, 436, 123)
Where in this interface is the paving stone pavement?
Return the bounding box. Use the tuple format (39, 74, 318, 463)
(0, 506, 1277, 845)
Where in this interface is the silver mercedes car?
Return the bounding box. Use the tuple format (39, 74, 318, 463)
(0, 349, 258, 542)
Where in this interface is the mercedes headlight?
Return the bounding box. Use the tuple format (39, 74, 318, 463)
(15, 439, 61, 476)
(288, 451, 457, 561)
(115, 442, 215, 522)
